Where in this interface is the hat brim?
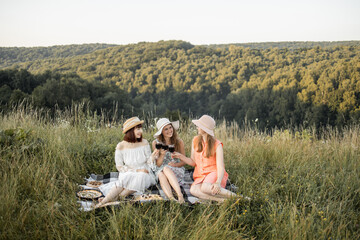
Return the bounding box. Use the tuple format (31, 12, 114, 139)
(192, 120, 214, 137)
(154, 121, 180, 137)
(123, 120, 144, 133)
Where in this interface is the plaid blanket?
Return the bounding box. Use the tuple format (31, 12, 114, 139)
(78, 169, 238, 211)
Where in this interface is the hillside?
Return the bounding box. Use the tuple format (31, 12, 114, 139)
(1, 40, 359, 129)
(2, 41, 360, 69)
(208, 41, 360, 50)
(1, 107, 360, 239)
(0, 43, 117, 69)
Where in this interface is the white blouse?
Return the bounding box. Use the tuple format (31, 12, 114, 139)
(115, 142, 155, 173)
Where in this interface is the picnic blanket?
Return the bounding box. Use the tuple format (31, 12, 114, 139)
(77, 169, 238, 211)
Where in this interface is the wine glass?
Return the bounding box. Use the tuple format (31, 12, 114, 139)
(162, 144, 169, 151)
(155, 140, 163, 150)
(168, 144, 175, 153)
(168, 144, 175, 159)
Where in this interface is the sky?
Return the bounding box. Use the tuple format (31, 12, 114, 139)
(0, 0, 359, 47)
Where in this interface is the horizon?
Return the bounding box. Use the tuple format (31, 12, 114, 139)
(1, 39, 360, 49)
(1, 0, 359, 48)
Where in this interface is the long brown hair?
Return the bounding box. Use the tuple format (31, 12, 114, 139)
(124, 124, 143, 143)
(194, 134, 216, 158)
(157, 125, 181, 151)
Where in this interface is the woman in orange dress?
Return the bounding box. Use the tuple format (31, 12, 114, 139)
(171, 115, 236, 202)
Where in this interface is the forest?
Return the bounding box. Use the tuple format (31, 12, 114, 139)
(1, 40, 359, 130)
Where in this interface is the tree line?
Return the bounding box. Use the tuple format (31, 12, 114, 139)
(0, 40, 359, 130)
(0, 43, 117, 69)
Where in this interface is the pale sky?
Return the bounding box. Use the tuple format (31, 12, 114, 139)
(0, 0, 359, 47)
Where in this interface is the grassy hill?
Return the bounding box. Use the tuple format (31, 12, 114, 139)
(1, 105, 359, 239)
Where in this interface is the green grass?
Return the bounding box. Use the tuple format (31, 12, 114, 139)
(1, 105, 359, 239)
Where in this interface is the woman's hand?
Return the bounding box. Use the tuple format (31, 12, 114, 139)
(159, 149, 166, 156)
(171, 152, 195, 167)
(152, 149, 160, 156)
(171, 152, 183, 160)
(136, 169, 149, 173)
(168, 161, 179, 167)
(211, 183, 221, 195)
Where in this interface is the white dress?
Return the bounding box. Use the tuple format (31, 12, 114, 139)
(99, 141, 156, 196)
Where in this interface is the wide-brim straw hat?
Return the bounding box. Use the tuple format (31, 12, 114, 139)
(154, 118, 180, 137)
(123, 117, 144, 133)
(192, 115, 216, 137)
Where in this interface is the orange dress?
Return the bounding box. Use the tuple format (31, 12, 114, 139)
(192, 137, 229, 188)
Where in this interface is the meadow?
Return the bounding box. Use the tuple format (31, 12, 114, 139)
(1, 104, 359, 239)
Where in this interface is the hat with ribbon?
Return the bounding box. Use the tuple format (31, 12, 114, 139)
(154, 118, 179, 137)
(123, 117, 144, 133)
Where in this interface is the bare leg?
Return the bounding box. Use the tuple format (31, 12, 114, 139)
(200, 182, 237, 198)
(190, 184, 225, 202)
(119, 189, 135, 197)
(158, 172, 175, 200)
(163, 167, 184, 203)
(95, 185, 124, 208)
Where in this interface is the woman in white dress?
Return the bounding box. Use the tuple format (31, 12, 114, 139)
(96, 117, 156, 208)
(152, 118, 186, 203)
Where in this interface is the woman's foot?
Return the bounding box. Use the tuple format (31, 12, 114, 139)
(214, 197, 226, 203)
(237, 194, 251, 201)
(169, 197, 177, 202)
(178, 195, 185, 204)
(93, 197, 105, 209)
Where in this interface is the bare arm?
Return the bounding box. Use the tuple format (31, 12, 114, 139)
(171, 139, 196, 167)
(151, 139, 165, 167)
(169, 139, 186, 167)
(215, 144, 225, 185)
(151, 140, 157, 151)
(211, 144, 225, 195)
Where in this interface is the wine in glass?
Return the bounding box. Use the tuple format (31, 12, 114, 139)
(168, 145, 175, 153)
(155, 141, 163, 149)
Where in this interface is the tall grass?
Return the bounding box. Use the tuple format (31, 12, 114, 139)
(0, 104, 359, 239)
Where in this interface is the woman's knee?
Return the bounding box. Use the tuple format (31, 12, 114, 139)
(158, 172, 167, 182)
(200, 183, 212, 194)
(190, 185, 200, 196)
(163, 166, 173, 175)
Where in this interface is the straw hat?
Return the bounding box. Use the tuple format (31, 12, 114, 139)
(122, 117, 144, 133)
(154, 118, 179, 137)
(192, 115, 216, 136)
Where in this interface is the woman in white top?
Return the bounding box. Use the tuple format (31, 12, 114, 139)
(96, 117, 156, 208)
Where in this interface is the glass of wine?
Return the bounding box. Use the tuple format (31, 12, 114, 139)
(168, 145, 175, 153)
(155, 141, 163, 150)
(168, 145, 175, 159)
(162, 144, 169, 151)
